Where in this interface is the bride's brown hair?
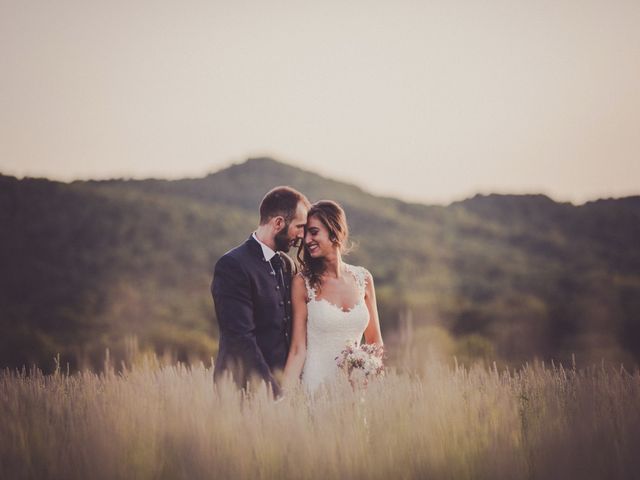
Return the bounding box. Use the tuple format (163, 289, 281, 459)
(298, 200, 352, 292)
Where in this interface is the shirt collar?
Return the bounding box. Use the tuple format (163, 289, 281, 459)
(252, 232, 277, 261)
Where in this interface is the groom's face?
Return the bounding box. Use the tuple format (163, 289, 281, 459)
(274, 201, 308, 252)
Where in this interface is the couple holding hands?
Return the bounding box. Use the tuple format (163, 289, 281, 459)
(211, 186, 383, 396)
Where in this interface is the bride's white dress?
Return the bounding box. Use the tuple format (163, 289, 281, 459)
(301, 264, 370, 393)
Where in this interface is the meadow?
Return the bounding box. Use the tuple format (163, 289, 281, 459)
(2, 352, 639, 480)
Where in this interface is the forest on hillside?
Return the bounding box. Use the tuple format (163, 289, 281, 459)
(1, 158, 640, 371)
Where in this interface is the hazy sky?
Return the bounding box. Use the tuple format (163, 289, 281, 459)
(1, 0, 639, 204)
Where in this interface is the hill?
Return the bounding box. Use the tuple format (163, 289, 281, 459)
(1, 158, 639, 369)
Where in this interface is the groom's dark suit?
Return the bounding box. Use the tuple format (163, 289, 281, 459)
(211, 235, 294, 396)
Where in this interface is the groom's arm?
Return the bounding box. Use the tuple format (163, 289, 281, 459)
(212, 254, 280, 395)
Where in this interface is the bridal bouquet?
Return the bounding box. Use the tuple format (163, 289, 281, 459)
(336, 342, 384, 386)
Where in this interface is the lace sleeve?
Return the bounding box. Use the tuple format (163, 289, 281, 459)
(302, 274, 316, 302)
(361, 267, 371, 289)
(348, 265, 369, 296)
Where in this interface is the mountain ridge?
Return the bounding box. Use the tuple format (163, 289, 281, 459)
(4, 156, 637, 208)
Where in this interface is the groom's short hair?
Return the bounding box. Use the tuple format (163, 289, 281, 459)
(259, 186, 310, 225)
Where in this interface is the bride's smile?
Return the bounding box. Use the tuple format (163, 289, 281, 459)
(304, 217, 333, 258)
(307, 243, 320, 255)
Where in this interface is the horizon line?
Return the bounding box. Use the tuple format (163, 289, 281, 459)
(1, 157, 638, 208)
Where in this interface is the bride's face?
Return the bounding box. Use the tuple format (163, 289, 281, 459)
(304, 215, 336, 258)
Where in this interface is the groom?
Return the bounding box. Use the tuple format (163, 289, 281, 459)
(211, 186, 310, 396)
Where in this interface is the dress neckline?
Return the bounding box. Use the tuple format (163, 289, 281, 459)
(309, 296, 365, 314)
(305, 264, 365, 313)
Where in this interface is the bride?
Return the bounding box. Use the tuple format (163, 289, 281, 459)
(283, 200, 383, 393)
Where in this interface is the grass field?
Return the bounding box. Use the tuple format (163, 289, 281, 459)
(1, 354, 639, 480)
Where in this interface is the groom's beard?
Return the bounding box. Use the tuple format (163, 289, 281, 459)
(274, 226, 292, 252)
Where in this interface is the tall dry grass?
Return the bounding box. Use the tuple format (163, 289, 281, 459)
(1, 355, 639, 480)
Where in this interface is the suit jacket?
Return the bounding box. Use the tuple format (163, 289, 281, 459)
(211, 235, 294, 396)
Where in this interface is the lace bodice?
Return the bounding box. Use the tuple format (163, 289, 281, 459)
(301, 264, 370, 392)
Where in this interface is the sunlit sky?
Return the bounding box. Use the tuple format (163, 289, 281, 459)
(1, 0, 639, 204)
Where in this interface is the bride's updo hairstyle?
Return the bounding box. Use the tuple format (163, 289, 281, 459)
(299, 200, 352, 292)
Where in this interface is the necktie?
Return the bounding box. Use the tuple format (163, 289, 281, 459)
(270, 254, 286, 289)
(271, 254, 291, 344)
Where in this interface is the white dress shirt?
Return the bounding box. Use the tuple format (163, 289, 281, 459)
(252, 232, 277, 261)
